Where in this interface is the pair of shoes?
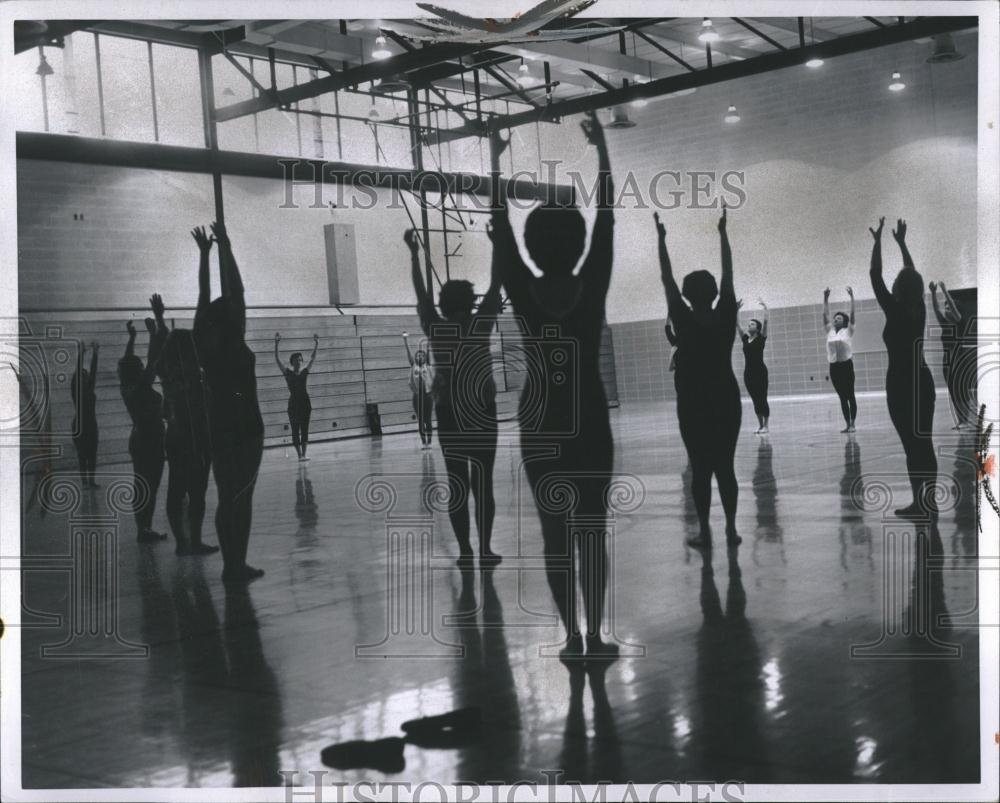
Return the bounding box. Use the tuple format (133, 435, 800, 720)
(176, 542, 220, 556)
(137, 530, 168, 544)
(759, 426, 769, 434)
(401, 707, 481, 748)
(221, 564, 265, 584)
(320, 737, 406, 773)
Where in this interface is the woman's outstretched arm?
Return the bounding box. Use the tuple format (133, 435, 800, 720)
(211, 221, 246, 336)
(654, 212, 685, 320)
(869, 217, 892, 312)
(124, 320, 137, 361)
(929, 282, 948, 325)
(145, 294, 167, 383)
(846, 286, 856, 333)
(488, 127, 534, 312)
(940, 282, 963, 323)
(402, 331, 414, 365)
(892, 218, 915, 269)
(476, 221, 505, 321)
(405, 228, 438, 336)
(192, 226, 213, 330)
(822, 287, 831, 330)
(580, 110, 615, 300)
(759, 299, 769, 338)
(718, 205, 735, 306)
(273, 332, 284, 372)
(305, 334, 319, 370)
(735, 299, 746, 337)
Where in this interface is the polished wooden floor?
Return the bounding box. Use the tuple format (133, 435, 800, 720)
(18, 393, 982, 788)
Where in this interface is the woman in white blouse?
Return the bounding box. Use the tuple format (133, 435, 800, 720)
(824, 286, 857, 433)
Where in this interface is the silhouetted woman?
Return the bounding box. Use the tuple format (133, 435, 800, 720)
(406, 228, 501, 566)
(192, 223, 265, 582)
(118, 303, 166, 543)
(869, 217, 937, 518)
(737, 298, 770, 433)
(824, 286, 857, 433)
(929, 281, 971, 430)
(655, 207, 741, 549)
(71, 341, 100, 488)
(154, 298, 218, 556)
(274, 331, 318, 461)
(491, 111, 618, 661)
(403, 331, 435, 448)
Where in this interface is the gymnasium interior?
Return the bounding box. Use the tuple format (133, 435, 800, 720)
(4, 9, 996, 798)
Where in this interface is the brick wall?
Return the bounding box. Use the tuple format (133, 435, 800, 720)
(611, 292, 973, 403)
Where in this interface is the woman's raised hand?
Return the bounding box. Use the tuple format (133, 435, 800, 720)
(653, 212, 666, 240)
(191, 226, 213, 253)
(869, 216, 885, 241)
(846, 286, 854, 298)
(209, 221, 229, 248)
(580, 109, 605, 147)
(892, 218, 907, 243)
(403, 228, 419, 252)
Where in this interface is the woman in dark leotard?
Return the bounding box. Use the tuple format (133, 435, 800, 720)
(929, 281, 972, 430)
(153, 297, 219, 557)
(403, 332, 435, 448)
(274, 332, 318, 461)
(736, 298, 770, 434)
(71, 341, 100, 488)
(406, 226, 502, 567)
(491, 111, 618, 662)
(192, 223, 265, 583)
(869, 217, 937, 518)
(118, 302, 167, 543)
(655, 206, 742, 550)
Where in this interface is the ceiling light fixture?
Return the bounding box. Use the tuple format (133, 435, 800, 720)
(888, 71, 906, 91)
(516, 60, 536, 88)
(372, 34, 392, 60)
(724, 104, 741, 123)
(698, 18, 720, 44)
(606, 106, 637, 129)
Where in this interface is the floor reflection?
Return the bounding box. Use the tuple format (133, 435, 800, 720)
(693, 548, 772, 780)
(171, 561, 285, 786)
(751, 440, 785, 566)
(450, 569, 522, 782)
(838, 437, 873, 578)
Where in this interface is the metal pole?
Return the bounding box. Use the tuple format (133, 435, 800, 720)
(198, 48, 225, 224)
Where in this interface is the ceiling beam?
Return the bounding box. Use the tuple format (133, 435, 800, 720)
(214, 42, 492, 122)
(427, 15, 979, 144)
(16, 131, 573, 203)
(752, 17, 841, 42)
